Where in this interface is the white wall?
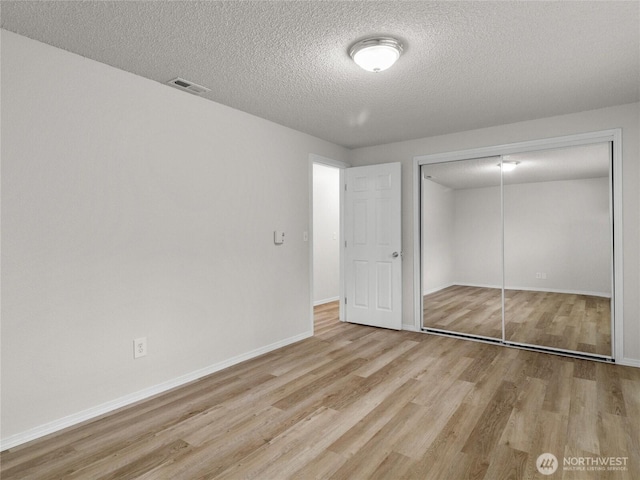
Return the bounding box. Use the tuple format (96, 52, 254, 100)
(0, 31, 349, 445)
(452, 186, 503, 288)
(312, 163, 340, 304)
(504, 177, 611, 295)
(444, 178, 611, 295)
(350, 102, 640, 366)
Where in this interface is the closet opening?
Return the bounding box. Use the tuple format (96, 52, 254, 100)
(414, 130, 622, 362)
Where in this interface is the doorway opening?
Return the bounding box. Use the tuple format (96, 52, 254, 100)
(309, 154, 349, 330)
(312, 162, 341, 307)
(309, 156, 404, 332)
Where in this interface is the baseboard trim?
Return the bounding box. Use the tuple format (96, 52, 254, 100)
(426, 283, 611, 298)
(0, 330, 313, 451)
(313, 296, 340, 306)
(422, 283, 456, 296)
(402, 324, 422, 332)
(505, 285, 611, 298)
(618, 357, 640, 368)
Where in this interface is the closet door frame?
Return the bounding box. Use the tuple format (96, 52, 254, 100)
(413, 129, 622, 361)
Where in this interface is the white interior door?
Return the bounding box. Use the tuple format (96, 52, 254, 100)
(345, 163, 402, 330)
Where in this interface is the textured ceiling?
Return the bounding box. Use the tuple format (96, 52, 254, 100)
(422, 143, 610, 190)
(1, 1, 639, 149)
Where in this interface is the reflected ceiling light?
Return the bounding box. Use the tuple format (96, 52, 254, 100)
(499, 161, 520, 172)
(349, 37, 403, 73)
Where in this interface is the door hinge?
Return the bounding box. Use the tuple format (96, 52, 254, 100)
(345, 297, 347, 305)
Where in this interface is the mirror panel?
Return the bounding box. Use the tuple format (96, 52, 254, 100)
(503, 143, 612, 356)
(421, 158, 502, 340)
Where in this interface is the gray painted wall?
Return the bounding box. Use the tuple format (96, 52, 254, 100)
(1, 31, 348, 444)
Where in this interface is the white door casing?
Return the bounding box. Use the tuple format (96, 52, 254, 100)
(345, 163, 402, 330)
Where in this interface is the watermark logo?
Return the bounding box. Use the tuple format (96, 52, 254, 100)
(536, 453, 629, 475)
(536, 453, 558, 475)
(563, 455, 628, 472)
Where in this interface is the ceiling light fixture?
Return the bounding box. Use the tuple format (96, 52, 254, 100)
(498, 161, 520, 172)
(349, 37, 404, 73)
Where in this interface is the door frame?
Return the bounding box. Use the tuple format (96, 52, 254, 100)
(413, 129, 623, 361)
(309, 154, 350, 330)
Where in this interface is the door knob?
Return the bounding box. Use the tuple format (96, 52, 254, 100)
(392, 251, 400, 258)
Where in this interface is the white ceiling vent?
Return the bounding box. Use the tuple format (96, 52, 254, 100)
(167, 77, 210, 95)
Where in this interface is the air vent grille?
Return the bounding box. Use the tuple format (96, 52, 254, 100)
(167, 77, 211, 95)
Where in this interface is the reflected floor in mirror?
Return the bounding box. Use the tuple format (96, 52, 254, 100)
(423, 285, 611, 356)
(423, 285, 503, 339)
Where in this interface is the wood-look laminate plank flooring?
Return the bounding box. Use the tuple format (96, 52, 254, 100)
(423, 285, 503, 339)
(3, 301, 638, 479)
(424, 285, 611, 356)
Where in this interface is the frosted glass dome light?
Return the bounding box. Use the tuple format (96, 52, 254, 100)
(349, 37, 403, 73)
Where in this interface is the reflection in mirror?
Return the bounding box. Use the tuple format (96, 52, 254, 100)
(503, 143, 612, 356)
(421, 157, 502, 339)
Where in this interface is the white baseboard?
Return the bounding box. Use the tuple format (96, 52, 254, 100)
(433, 282, 611, 298)
(313, 296, 339, 306)
(505, 285, 611, 298)
(402, 324, 422, 333)
(618, 357, 640, 368)
(454, 282, 502, 290)
(0, 330, 313, 451)
(423, 283, 456, 296)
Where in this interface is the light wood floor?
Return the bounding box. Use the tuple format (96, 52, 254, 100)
(2, 301, 638, 479)
(424, 285, 612, 356)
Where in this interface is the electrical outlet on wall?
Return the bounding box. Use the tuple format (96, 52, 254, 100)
(134, 337, 147, 359)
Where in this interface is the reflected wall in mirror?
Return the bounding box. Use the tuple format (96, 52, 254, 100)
(421, 157, 502, 340)
(503, 143, 612, 355)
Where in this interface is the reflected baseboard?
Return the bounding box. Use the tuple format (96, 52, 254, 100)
(503, 285, 611, 298)
(423, 283, 457, 296)
(424, 282, 610, 298)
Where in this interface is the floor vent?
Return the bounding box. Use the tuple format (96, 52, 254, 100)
(167, 77, 210, 95)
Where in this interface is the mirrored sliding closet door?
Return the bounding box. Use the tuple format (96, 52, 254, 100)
(420, 141, 614, 359)
(503, 144, 613, 356)
(421, 157, 503, 340)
